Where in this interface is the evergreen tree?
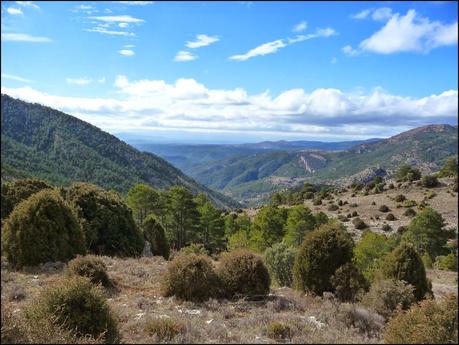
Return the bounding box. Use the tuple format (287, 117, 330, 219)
(251, 205, 288, 251)
(197, 201, 225, 253)
(126, 184, 161, 225)
(283, 206, 317, 247)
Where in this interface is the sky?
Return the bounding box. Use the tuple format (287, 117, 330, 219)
(1, 1, 458, 144)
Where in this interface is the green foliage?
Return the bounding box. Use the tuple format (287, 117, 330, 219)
(353, 231, 398, 282)
(266, 322, 292, 340)
(251, 206, 288, 251)
(352, 217, 367, 230)
(362, 279, 416, 319)
(264, 243, 297, 287)
(384, 294, 458, 344)
(402, 207, 454, 259)
(394, 194, 406, 202)
(146, 319, 185, 342)
(434, 253, 458, 271)
(396, 165, 421, 182)
(1, 178, 52, 221)
(161, 253, 219, 302)
(2, 189, 86, 268)
(62, 183, 144, 257)
(386, 213, 396, 221)
(330, 263, 369, 302)
(197, 199, 225, 253)
(178, 243, 209, 256)
(217, 250, 271, 299)
(404, 208, 417, 217)
(283, 206, 318, 247)
(66, 255, 112, 288)
(143, 215, 170, 260)
(293, 221, 354, 295)
(126, 184, 162, 225)
(421, 175, 439, 188)
(401, 199, 417, 207)
(380, 243, 431, 300)
(437, 156, 458, 177)
(224, 213, 251, 237)
(227, 230, 253, 252)
(25, 276, 119, 343)
(421, 253, 434, 269)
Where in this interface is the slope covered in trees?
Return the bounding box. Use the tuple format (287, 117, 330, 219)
(0, 94, 239, 209)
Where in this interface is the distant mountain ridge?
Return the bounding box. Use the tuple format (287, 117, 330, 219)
(1, 94, 240, 209)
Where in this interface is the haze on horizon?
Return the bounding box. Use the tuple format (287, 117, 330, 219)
(1, 1, 458, 144)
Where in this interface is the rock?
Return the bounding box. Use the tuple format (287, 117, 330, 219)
(142, 240, 153, 257)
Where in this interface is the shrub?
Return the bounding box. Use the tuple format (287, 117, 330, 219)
(388, 183, 395, 189)
(146, 318, 185, 342)
(2, 189, 86, 268)
(384, 294, 458, 344)
(312, 198, 322, 206)
(266, 322, 292, 340)
(352, 217, 367, 230)
(351, 210, 358, 217)
(453, 176, 458, 192)
(217, 250, 270, 299)
(25, 276, 119, 343)
(386, 213, 396, 221)
(350, 203, 358, 208)
(264, 243, 297, 287)
(434, 253, 458, 271)
(338, 304, 385, 336)
(66, 255, 112, 288)
(394, 194, 406, 202)
(179, 243, 209, 256)
(161, 253, 219, 302)
(330, 263, 368, 302)
(438, 157, 458, 177)
(293, 221, 354, 295)
(61, 183, 144, 257)
(328, 204, 339, 211)
(378, 205, 390, 212)
(362, 279, 415, 319)
(143, 216, 170, 260)
(421, 253, 433, 269)
(396, 165, 421, 182)
(380, 243, 431, 300)
(397, 226, 407, 234)
(337, 215, 349, 222)
(1, 178, 53, 221)
(404, 208, 417, 217)
(382, 224, 392, 232)
(402, 199, 417, 208)
(421, 175, 439, 188)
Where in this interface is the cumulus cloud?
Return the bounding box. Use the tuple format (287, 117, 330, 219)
(351, 9, 371, 20)
(351, 7, 393, 21)
(185, 34, 219, 48)
(174, 51, 197, 62)
(1, 33, 52, 42)
(2, 77, 456, 139)
(345, 9, 458, 55)
(7, 7, 23, 15)
(119, 49, 135, 56)
(292, 21, 307, 32)
(230, 27, 336, 61)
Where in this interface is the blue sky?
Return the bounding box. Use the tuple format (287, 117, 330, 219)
(1, 1, 458, 143)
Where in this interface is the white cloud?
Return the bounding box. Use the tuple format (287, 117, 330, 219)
(360, 10, 458, 54)
(1, 73, 33, 83)
(66, 77, 92, 86)
(342, 45, 359, 56)
(98, 77, 106, 84)
(7, 7, 23, 15)
(112, 1, 154, 5)
(124, 44, 135, 48)
(3, 78, 456, 140)
(119, 49, 135, 56)
(230, 27, 336, 61)
(16, 1, 39, 9)
(118, 22, 129, 28)
(351, 9, 371, 20)
(185, 34, 219, 48)
(1, 33, 52, 42)
(84, 27, 135, 36)
(89, 15, 144, 23)
(371, 7, 393, 21)
(76, 5, 94, 10)
(293, 21, 307, 32)
(174, 51, 197, 62)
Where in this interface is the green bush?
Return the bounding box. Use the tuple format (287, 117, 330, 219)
(62, 183, 144, 257)
(66, 255, 112, 288)
(161, 253, 219, 302)
(434, 253, 458, 271)
(217, 250, 270, 299)
(330, 263, 368, 302)
(328, 204, 339, 211)
(362, 279, 415, 319)
(438, 157, 458, 177)
(394, 194, 406, 202)
(404, 208, 417, 217)
(401, 199, 417, 208)
(378, 205, 390, 212)
(386, 213, 396, 221)
(352, 217, 367, 230)
(146, 318, 185, 342)
(264, 243, 297, 287)
(179, 243, 209, 256)
(380, 243, 431, 300)
(384, 294, 458, 344)
(25, 276, 119, 343)
(382, 224, 392, 232)
(421, 253, 433, 269)
(396, 165, 421, 182)
(143, 215, 170, 260)
(293, 221, 354, 295)
(2, 189, 86, 268)
(1, 178, 53, 221)
(266, 322, 292, 340)
(421, 175, 439, 188)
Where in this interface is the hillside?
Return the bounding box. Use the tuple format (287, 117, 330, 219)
(0, 94, 239, 209)
(151, 125, 457, 206)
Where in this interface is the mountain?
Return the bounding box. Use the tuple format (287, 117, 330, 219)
(137, 124, 457, 206)
(0, 94, 239, 209)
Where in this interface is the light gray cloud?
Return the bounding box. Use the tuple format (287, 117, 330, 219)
(1, 33, 52, 42)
